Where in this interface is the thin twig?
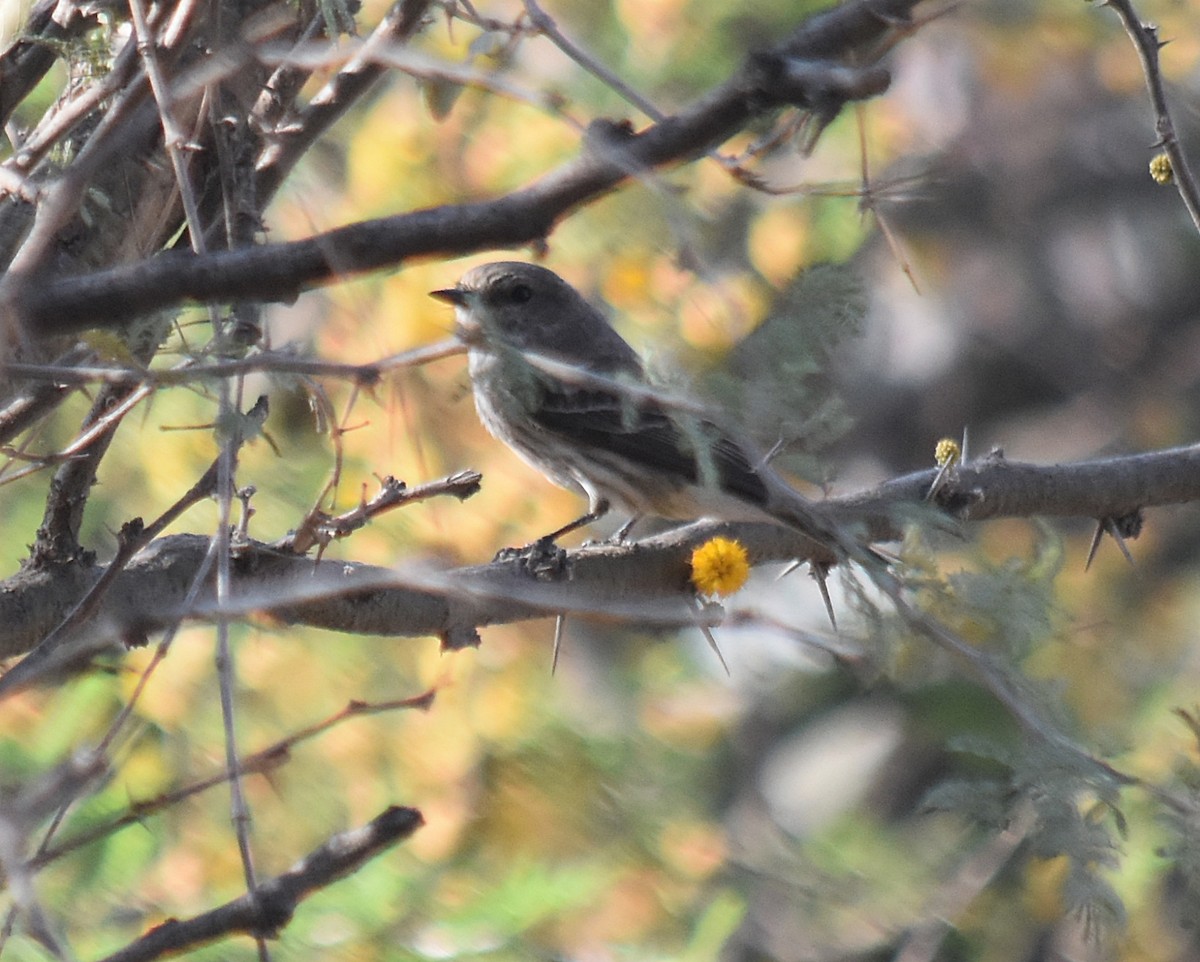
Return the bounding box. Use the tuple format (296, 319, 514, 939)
(29, 690, 435, 871)
(0, 339, 465, 388)
(1104, 0, 1200, 233)
(280, 469, 483, 555)
(252, 0, 435, 212)
(212, 391, 266, 958)
(521, 0, 664, 122)
(892, 802, 1037, 962)
(95, 806, 424, 962)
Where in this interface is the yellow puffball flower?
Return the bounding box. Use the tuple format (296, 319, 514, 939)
(1149, 152, 1173, 185)
(934, 438, 961, 468)
(690, 537, 750, 598)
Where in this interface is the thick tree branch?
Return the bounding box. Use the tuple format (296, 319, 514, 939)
(835, 443, 1200, 541)
(11, 0, 915, 335)
(1, 444, 1197, 681)
(0, 0, 93, 127)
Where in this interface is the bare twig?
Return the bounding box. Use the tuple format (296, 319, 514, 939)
(1103, 0, 1200, 234)
(521, 0, 665, 122)
(128, 0, 210, 259)
(95, 806, 424, 962)
(29, 690, 435, 871)
(0, 749, 110, 959)
(0, 383, 153, 490)
(252, 0, 436, 213)
(212, 393, 265, 956)
(0, 338, 465, 389)
(280, 469, 483, 555)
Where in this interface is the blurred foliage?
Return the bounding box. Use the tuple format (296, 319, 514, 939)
(3, 0, 1200, 960)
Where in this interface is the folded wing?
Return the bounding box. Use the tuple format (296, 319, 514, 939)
(531, 382, 771, 507)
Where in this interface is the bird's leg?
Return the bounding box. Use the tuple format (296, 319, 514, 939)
(582, 514, 640, 547)
(539, 499, 611, 544)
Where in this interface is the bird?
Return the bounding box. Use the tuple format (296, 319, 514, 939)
(430, 261, 840, 554)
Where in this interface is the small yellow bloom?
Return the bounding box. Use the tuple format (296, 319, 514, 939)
(690, 537, 750, 598)
(934, 437, 961, 468)
(1150, 152, 1173, 185)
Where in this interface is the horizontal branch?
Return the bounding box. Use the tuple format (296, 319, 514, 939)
(1, 443, 1197, 689)
(836, 443, 1200, 540)
(10, 0, 916, 335)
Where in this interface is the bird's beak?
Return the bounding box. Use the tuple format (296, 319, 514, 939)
(431, 286, 485, 345)
(429, 287, 468, 307)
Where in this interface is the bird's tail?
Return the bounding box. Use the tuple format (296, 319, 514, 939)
(759, 473, 847, 563)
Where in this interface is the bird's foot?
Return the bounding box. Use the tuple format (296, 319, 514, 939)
(493, 535, 568, 579)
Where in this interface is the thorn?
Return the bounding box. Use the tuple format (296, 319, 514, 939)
(1085, 519, 1105, 572)
(552, 614, 566, 675)
(1107, 519, 1136, 566)
(1086, 515, 1139, 570)
(699, 623, 730, 675)
(927, 427, 966, 501)
(775, 559, 803, 581)
(925, 459, 954, 502)
(812, 562, 838, 631)
(760, 436, 786, 467)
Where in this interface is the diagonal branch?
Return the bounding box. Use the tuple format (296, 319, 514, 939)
(0, 0, 93, 127)
(12, 0, 915, 335)
(251, 0, 436, 213)
(28, 690, 434, 872)
(96, 806, 424, 962)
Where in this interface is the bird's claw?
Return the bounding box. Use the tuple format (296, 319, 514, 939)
(493, 535, 569, 579)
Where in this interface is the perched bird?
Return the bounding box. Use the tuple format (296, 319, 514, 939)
(430, 261, 838, 550)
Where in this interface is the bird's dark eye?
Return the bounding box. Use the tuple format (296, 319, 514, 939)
(509, 283, 533, 304)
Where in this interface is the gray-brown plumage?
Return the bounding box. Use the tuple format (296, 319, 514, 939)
(431, 261, 836, 546)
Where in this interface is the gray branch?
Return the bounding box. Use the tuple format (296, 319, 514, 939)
(2, 444, 1197, 686)
(9, 0, 911, 335)
(96, 806, 424, 962)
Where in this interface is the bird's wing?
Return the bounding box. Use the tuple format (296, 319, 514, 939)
(531, 382, 770, 506)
